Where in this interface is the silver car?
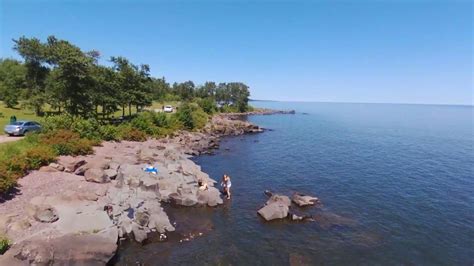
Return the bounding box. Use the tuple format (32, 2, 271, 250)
(4, 121, 42, 136)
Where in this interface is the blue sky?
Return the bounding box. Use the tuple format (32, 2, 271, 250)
(1, 0, 472, 105)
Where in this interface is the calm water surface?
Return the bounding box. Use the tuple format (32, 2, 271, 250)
(118, 102, 473, 265)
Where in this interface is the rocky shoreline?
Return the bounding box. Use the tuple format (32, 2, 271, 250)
(0, 112, 270, 265)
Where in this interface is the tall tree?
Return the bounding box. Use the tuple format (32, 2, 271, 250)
(0, 59, 26, 108)
(13, 36, 49, 115)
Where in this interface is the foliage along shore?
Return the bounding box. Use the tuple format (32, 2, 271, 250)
(0, 111, 269, 264)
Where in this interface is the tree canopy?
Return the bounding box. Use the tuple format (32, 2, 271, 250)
(0, 35, 252, 118)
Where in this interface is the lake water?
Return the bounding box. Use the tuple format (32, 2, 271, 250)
(117, 102, 473, 265)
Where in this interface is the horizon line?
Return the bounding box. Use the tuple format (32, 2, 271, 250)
(249, 99, 474, 107)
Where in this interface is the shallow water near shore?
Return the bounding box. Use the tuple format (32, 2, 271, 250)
(117, 102, 473, 265)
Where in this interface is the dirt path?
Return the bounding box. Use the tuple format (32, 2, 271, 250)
(0, 135, 23, 144)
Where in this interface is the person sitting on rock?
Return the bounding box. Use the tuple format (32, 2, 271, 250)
(221, 174, 232, 199)
(198, 179, 208, 191)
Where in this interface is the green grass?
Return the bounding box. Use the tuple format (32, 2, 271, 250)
(0, 136, 38, 161)
(0, 101, 183, 135)
(0, 102, 40, 133)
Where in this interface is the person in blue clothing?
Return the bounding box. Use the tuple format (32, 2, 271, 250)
(221, 174, 232, 199)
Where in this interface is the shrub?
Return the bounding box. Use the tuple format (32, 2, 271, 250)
(40, 114, 74, 132)
(23, 145, 56, 169)
(0, 164, 20, 194)
(151, 112, 169, 128)
(71, 118, 101, 140)
(99, 125, 121, 141)
(176, 103, 195, 130)
(0, 234, 10, 254)
(176, 103, 208, 130)
(40, 129, 95, 156)
(130, 112, 159, 135)
(198, 98, 217, 114)
(118, 125, 147, 142)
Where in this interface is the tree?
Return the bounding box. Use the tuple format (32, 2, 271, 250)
(173, 81, 195, 100)
(0, 59, 26, 107)
(150, 77, 170, 100)
(44, 36, 97, 117)
(13, 36, 50, 115)
(228, 82, 250, 112)
(196, 81, 216, 98)
(111, 56, 152, 117)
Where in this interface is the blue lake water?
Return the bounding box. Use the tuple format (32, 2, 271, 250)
(118, 102, 474, 265)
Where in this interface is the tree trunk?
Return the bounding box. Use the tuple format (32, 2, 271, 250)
(122, 105, 125, 118)
(128, 103, 132, 117)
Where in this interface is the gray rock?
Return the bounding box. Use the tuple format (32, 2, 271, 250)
(135, 211, 150, 227)
(104, 168, 118, 180)
(49, 162, 65, 171)
(292, 193, 319, 207)
(58, 156, 86, 172)
(148, 213, 175, 233)
(27, 204, 59, 223)
(257, 193, 291, 221)
(0, 233, 117, 265)
(84, 168, 110, 183)
(8, 219, 31, 232)
(131, 222, 148, 243)
(197, 187, 223, 207)
(257, 202, 289, 221)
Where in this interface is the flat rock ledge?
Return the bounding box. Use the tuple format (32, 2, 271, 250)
(257, 191, 320, 222)
(0, 114, 262, 265)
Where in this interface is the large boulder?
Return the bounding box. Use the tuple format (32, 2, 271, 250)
(57, 156, 86, 173)
(84, 168, 110, 183)
(257, 193, 291, 221)
(292, 193, 319, 207)
(148, 213, 175, 233)
(197, 187, 223, 207)
(258, 202, 289, 221)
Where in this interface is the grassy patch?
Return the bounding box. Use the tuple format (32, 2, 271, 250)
(0, 234, 10, 254)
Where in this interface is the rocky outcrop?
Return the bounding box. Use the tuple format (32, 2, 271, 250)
(258, 191, 320, 222)
(0, 234, 117, 265)
(0, 113, 274, 264)
(292, 193, 319, 207)
(57, 156, 86, 173)
(257, 194, 291, 221)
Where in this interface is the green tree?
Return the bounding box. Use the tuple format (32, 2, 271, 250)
(13, 36, 50, 115)
(44, 36, 97, 117)
(0, 59, 26, 107)
(196, 81, 216, 98)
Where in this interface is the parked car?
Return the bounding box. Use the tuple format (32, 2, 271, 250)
(4, 120, 42, 136)
(163, 105, 174, 113)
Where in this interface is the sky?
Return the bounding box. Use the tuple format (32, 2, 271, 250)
(0, 0, 472, 105)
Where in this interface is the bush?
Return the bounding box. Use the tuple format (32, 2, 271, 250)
(176, 103, 195, 130)
(23, 145, 56, 169)
(130, 112, 159, 135)
(40, 129, 95, 156)
(0, 234, 10, 254)
(40, 114, 74, 132)
(71, 118, 101, 140)
(118, 125, 147, 142)
(176, 103, 208, 130)
(151, 112, 169, 128)
(0, 163, 21, 194)
(99, 125, 121, 141)
(198, 98, 217, 114)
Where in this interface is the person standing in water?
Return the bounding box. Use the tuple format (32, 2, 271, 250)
(221, 174, 232, 199)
